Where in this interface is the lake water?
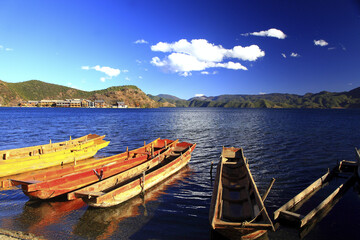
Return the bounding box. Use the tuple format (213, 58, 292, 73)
(0, 107, 359, 240)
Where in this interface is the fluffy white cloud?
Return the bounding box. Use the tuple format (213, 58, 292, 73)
(290, 52, 300, 57)
(134, 39, 148, 44)
(281, 53, 286, 58)
(201, 71, 209, 75)
(243, 28, 287, 39)
(228, 45, 265, 61)
(82, 65, 121, 82)
(195, 94, 205, 97)
(314, 39, 328, 47)
(151, 39, 263, 76)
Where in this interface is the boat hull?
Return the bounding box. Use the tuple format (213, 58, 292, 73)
(0, 139, 109, 177)
(80, 142, 196, 207)
(209, 147, 274, 239)
(14, 139, 177, 199)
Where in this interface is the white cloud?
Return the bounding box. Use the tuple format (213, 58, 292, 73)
(290, 52, 300, 57)
(136, 59, 142, 64)
(92, 65, 120, 78)
(328, 47, 336, 50)
(81, 65, 121, 82)
(281, 53, 286, 58)
(228, 45, 264, 61)
(150, 39, 263, 76)
(259, 92, 266, 95)
(201, 71, 209, 75)
(340, 43, 346, 51)
(0, 45, 14, 51)
(125, 77, 130, 81)
(122, 69, 129, 73)
(314, 39, 328, 47)
(195, 94, 205, 97)
(139, 76, 143, 79)
(243, 28, 287, 39)
(134, 39, 148, 44)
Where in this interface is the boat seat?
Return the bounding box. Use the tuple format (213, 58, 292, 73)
(222, 177, 249, 190)
(222, 200, 253, 222)
(222, 168, 247, 180)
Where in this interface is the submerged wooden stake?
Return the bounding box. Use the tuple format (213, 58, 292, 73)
(262, 178, 276, 201)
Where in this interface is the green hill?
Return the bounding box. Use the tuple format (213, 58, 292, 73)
(0, 80, 165, 108)
(150, 88, 360, 109)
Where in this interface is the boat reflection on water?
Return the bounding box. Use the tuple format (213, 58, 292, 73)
(73, 166, 192, 240)
(14, 198, 86, 234)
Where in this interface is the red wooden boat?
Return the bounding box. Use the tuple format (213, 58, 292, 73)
(74, 141, 196, 207)
(3, 138, 168, 190)
(12, 139, 178, 199)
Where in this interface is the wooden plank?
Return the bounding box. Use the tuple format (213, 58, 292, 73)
(74, 191, 104, 198)
(278, 210, 302, 224)
(10, 179, 42, 185)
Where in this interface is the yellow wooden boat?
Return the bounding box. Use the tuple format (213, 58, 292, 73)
(0, 134, 109, 177)
(1, 134, 102, 161)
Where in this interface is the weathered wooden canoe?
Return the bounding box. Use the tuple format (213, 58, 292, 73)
(74, 141, 196, 207)
(2, 138, 166, 190)
(209, 147, 274, 240)
(274, 165, 356, 229)
(13, 139, 178, 199)
(1, 134, 102, 160)
(0, 135, 109, 177)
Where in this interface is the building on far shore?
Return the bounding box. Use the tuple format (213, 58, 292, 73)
(19, 99, 123, 108)
(115, 102, 128, 108)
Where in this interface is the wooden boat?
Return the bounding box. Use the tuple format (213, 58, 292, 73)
(209, 147, 274, 240)
(2, 138, 166, 190)
(274, 164, 356, 229)
(13, 139, 178, 200)
(73, 141, 196, 207)
(1, 134, 102, 160)
(0, 135, 109, 177)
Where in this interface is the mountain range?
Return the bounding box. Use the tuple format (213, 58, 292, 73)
(1, 79, 360, 109)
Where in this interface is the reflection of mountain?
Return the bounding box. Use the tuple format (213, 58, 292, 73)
(14, 199, 85, 234)
(73, 166, 191, 240)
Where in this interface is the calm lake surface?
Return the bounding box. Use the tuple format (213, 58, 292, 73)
(0, 107, 359, 240)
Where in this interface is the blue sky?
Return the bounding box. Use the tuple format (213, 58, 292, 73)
(0, 0, 359, 99)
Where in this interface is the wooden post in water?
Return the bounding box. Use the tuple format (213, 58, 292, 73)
(262, 178, 276, 202)
(144, 141, 146, 147)
(127, 146, 129, 159)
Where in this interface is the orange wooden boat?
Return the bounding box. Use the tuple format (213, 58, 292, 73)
(2, 138, 166, 190)
(12, 139, 177, 200)
(209, 147, 274, 240)
(74, 141, 196, 207)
